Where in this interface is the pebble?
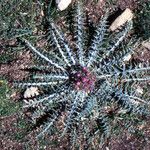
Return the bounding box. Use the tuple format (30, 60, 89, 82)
(56, 0, 72, 11)
(24, 87, 39, 98)
(110, 8, 134, 31)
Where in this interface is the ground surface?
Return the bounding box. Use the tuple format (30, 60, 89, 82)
(0, 0, 150, 149)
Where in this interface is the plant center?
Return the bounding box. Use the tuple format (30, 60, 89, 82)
(68, 65, 96, 93)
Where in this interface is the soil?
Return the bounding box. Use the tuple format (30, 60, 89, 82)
(0, 0, 150, 150)
(0, 51, 32, 81)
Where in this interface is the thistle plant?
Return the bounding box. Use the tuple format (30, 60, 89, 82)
(17, 2, 150, 148)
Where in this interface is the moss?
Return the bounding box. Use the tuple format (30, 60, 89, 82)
(0, 48, 17, 64)
(0, 0, 41, 39)
(0, 79, 21, 116)
(13, 117, 33, 141)
(134, 2, 150, 40)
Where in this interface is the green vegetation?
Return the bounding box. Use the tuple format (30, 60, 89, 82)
(0, 0, 39, 39)
(0, 0, 149, 149)
(15, 1, 150, 149)
(0, 79, 21, 116)
(134, 2, 150, 40)
(0, 48, 17, 64)
(13, 117, 32, 141)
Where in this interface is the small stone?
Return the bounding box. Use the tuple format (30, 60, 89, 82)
(142, 41, 150, 50)
(24, 87, 39, 98)
(123, 54, 132, 62)
(56, 0, 72, 11)
(110, 8, 134, 31)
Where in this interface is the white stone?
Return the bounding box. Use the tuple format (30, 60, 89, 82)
(123, 53, 132, 62)
(110, 8, 134, 31)
(56, 0, 72, 11)
(24, 87, 39, 98)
